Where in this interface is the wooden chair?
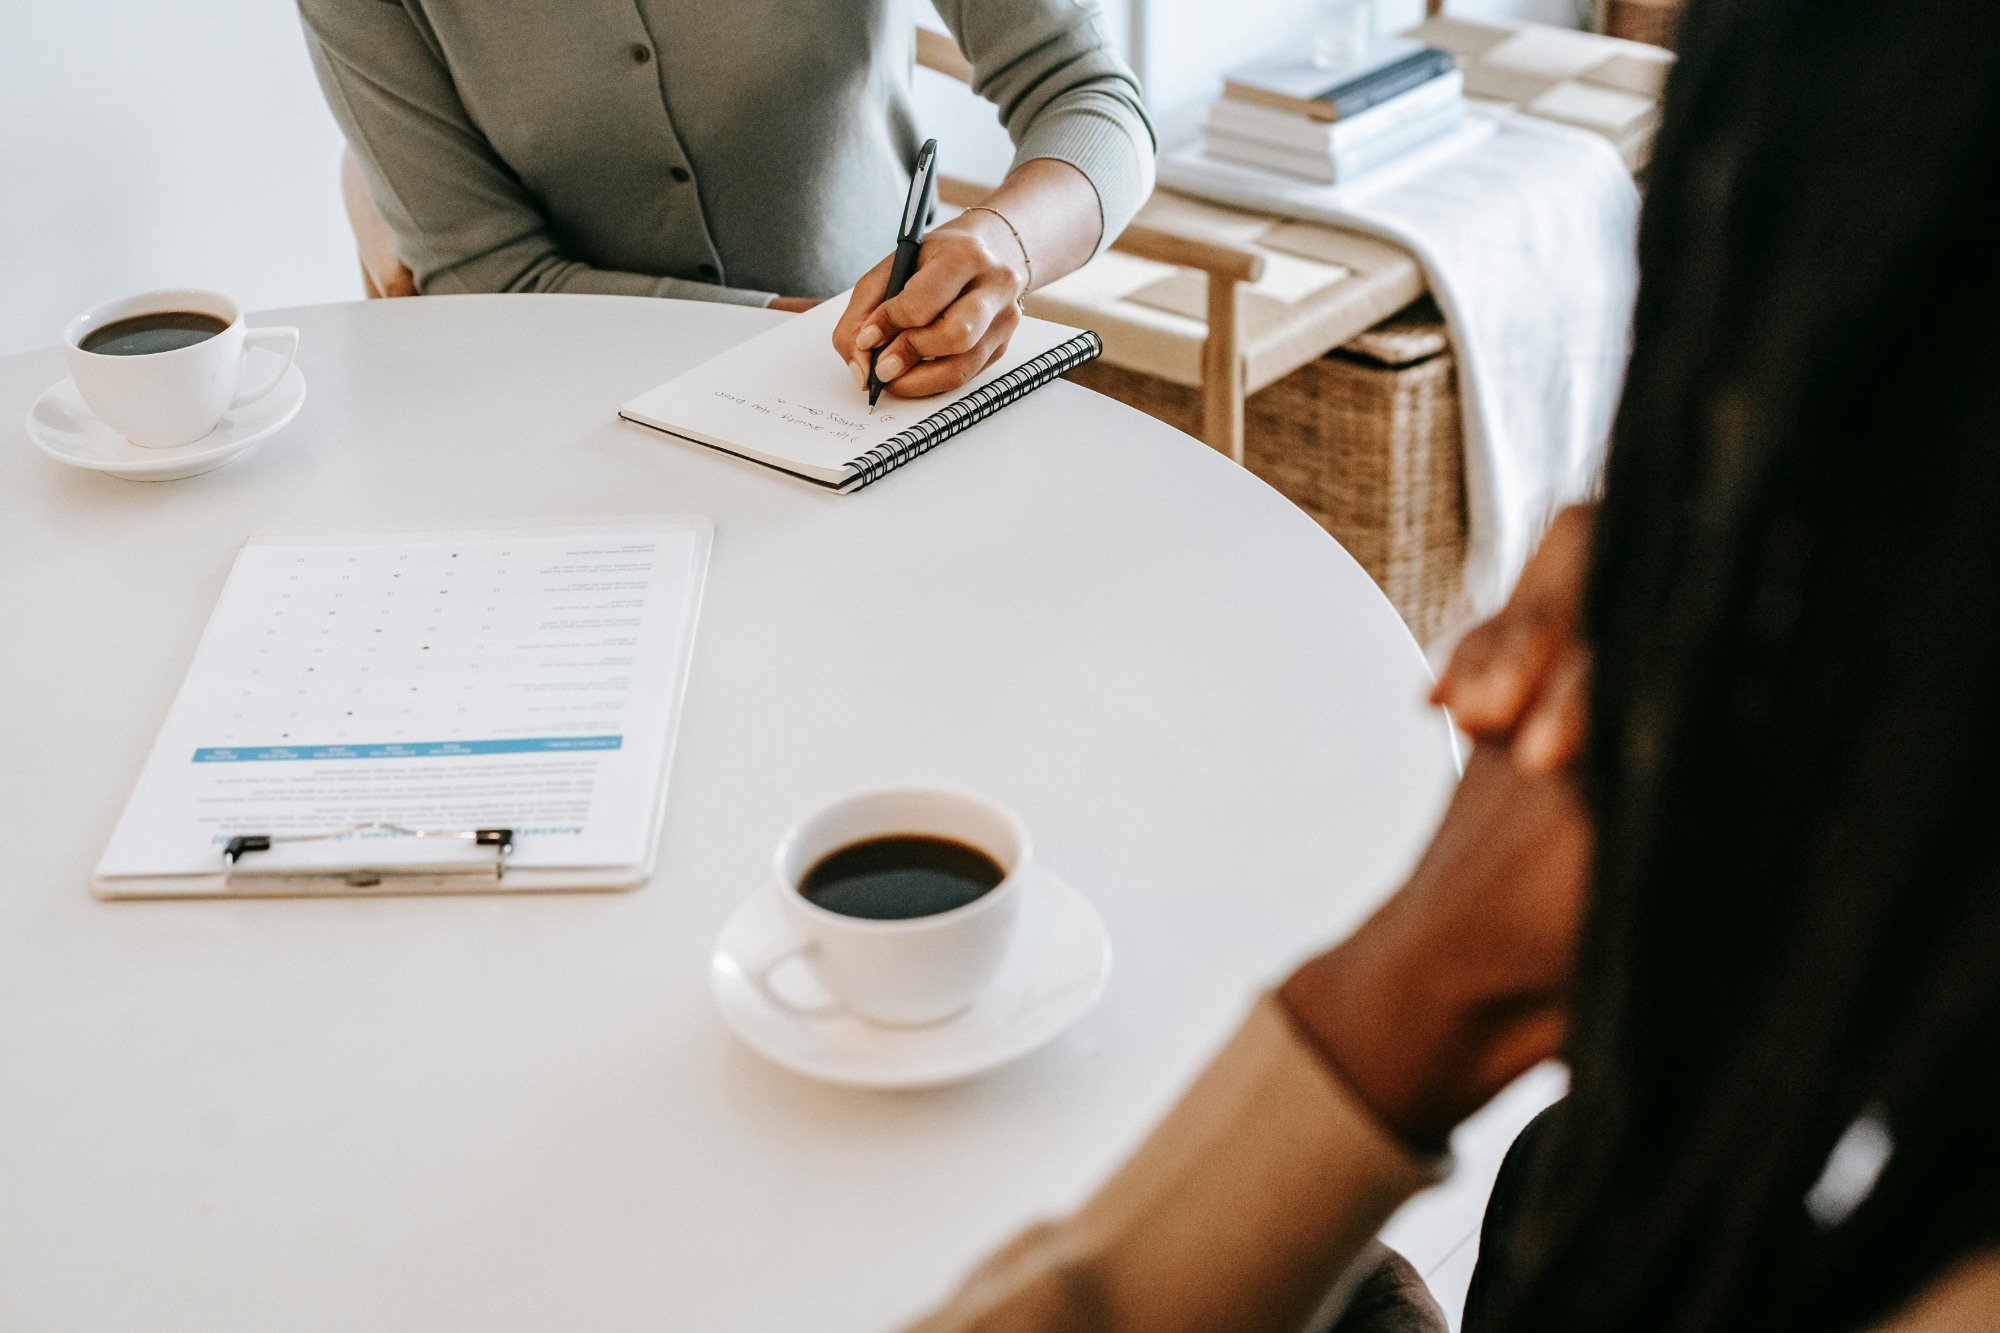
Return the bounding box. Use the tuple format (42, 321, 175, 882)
(912, 28, 1266, 460)
(339, 29, 1267, 460)
(340, 148, 415, 299)
(1592, 0, 1684, 45)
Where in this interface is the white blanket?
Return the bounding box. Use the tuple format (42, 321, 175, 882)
(1160, 111, 1640, 613)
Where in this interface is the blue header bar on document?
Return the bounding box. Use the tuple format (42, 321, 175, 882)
(192, 736, 625, 763)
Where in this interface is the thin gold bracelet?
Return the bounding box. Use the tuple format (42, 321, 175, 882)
(963, 204, 1033, 305)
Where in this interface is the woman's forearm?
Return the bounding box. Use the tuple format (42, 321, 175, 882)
(936, 0, 1156, 256)
(954, 157, 1106, 295)
(827, 158, 1110, 398)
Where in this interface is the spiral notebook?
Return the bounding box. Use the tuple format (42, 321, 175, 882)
(619, 296, 1101, 492)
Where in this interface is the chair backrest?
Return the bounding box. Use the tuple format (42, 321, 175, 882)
(341, 148, 416, 298)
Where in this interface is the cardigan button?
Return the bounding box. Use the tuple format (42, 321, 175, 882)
(629, 43, 652, 64)
(669, 166, 692, 183)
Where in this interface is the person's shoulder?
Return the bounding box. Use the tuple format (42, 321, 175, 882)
(1872, 1249, 2000, 1332)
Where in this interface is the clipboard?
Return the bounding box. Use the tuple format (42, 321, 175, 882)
(92, 516, 712, 899)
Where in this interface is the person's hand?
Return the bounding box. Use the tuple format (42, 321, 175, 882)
(1280, 743, 1592, 1150)
(769, 295, 820, 314)
(1432, 502, 1596, 773)
(830, 210, 1027, 400)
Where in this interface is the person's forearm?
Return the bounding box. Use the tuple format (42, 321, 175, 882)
(424, 238, 772, 306)
(312, 10, 776, 309)
(951, 157, 1104, 296)
(938, 0, 1155, 263)
(1280, 745, 1591, 1151)
(904, 996, 1439, 1332)
(908, 743, 1590, 1330)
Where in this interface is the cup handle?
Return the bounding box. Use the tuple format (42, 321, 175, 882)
(752, 938, 845, 1020)
(231, 326, 300, 410)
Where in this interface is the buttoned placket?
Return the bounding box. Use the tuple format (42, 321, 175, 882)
(627, 1, 728, 287)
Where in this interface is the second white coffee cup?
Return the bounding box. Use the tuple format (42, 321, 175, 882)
(759, 787, 1029, 1027)
(64, 288, 299, 448)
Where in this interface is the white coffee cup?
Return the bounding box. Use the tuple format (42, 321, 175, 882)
(64, 288, 299, 448)
(759, 787, 1029, 1027)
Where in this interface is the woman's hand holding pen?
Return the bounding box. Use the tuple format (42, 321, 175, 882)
(832, 156, 1104, 400)
(833, 208, 1029, 400)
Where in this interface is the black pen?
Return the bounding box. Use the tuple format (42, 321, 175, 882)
(868, 138, 939, 407)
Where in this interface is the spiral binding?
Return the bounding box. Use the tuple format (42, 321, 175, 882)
(842, 331, 1103, 490)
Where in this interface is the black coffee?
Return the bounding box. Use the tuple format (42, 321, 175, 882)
(800, 835, 1005, 921)
(80, 311, 228, 356)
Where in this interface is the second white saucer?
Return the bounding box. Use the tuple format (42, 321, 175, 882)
(26, 358, 307, 481)
(712, 866, 1111, 1090)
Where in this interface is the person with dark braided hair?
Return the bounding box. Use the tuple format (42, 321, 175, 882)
(904, 0, 2000, 1327)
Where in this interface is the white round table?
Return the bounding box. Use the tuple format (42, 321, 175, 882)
(0, 296, 1462, 1329)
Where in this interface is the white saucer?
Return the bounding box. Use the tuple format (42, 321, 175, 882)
(712, 866, 1111, 1089)
(26, 360, 307, 481)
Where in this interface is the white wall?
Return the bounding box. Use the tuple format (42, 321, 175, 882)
(0, 1, 356, 359)
(913, 0, 1588, 187)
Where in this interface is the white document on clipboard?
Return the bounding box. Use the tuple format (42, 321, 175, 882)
(93, 517, 711, 898)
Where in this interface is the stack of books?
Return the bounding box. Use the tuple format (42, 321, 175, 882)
(1205, 39, 1465, 185)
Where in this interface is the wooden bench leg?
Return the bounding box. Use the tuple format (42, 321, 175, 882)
(1200, 274, 1246, 464)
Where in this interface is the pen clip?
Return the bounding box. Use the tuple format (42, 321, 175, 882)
(900, 139, 939, 242)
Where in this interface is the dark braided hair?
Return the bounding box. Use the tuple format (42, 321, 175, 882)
(1478, 0, 2000, 1326)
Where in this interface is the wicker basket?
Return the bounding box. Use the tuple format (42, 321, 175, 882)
(1070, 302, 1471, 644)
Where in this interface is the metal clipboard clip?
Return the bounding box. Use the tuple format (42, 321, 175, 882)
(221, 822, 515, 890)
